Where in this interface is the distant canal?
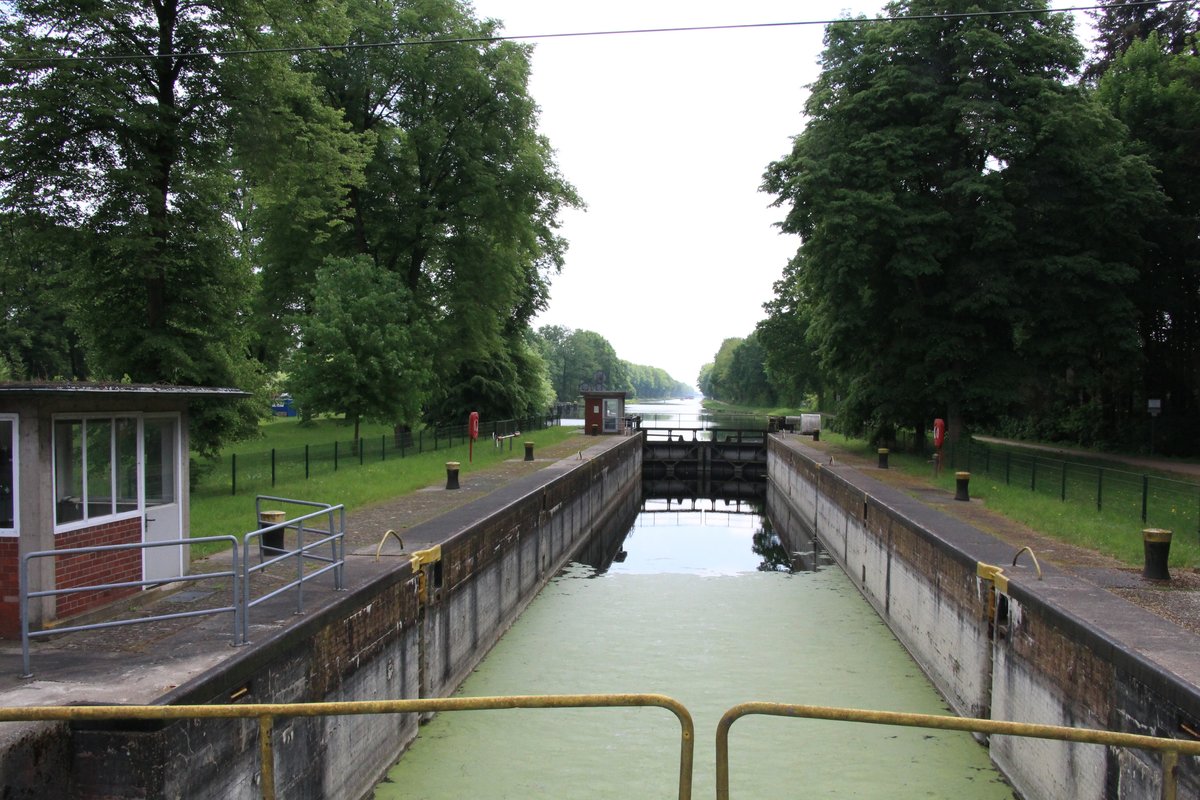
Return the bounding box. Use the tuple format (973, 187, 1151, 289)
(375, 482, 1015, 798)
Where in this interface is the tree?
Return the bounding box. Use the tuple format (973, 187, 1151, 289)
(699, 338, 743, 402)
(755, 256, 827, 409)
(0, 213, 88, 379)
(1096, 37, 1200, 453)
(0, 0, 271, 452)
(287, 256, 431, 442)
(287, 0, 580, 423)
(625, 363, 691, 400)
(763, 0, 1160, 445)
(724, 333, 775, 407)
(1085, 0, 1199, 81)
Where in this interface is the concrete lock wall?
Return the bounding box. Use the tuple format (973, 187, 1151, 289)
(767, 434, 1200, 800)
(59, 435, 642, 800)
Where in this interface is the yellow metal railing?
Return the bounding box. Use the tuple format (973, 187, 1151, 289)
(12, 695, 1200, 798)
(716, 702, 1200, 800)
(0, 693, 695, 800)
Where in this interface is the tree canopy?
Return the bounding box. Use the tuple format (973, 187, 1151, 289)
(0, 0, 627, 449)
(762, 0, 1161, 446)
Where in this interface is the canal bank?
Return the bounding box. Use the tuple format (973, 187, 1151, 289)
(768, 433, 1200, 799)
(0, 431, 640, 799)
(2, 427, 1200, 798)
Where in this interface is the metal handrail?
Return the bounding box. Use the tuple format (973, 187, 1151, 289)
(0, 693, 695, 800)
(715, 702, 1200, 800)
(19, 535, 241, 677)
(241, 503, 345, 642)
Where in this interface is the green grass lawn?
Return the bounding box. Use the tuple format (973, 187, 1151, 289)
(823, 432, 1200, 569)
(189, 420, 579, 556)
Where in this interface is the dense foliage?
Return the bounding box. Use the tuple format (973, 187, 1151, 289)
(532, 326, 691, 402)
(1, 0, 692, 449)
(727, 0, 1198, 455)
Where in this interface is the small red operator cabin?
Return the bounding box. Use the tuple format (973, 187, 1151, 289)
(582, 391, 627, 436)
(0, 382, 247, 638)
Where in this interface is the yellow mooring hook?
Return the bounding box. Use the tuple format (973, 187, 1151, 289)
(375, 529, 405, 561)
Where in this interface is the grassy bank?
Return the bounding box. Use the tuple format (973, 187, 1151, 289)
(189, 420, 579, 556)
(821, 432, 1200, 569)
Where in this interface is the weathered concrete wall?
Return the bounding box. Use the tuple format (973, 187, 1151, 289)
(61, 434, 642, 800)
(768, 434, 1200, 800)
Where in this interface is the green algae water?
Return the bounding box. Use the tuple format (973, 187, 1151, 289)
(376, 500, 1015, 799)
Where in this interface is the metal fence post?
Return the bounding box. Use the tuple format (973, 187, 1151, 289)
(1097, 468, 1103, 512)
(1142, 475, 1149, 523)
(359, 438, 364, 466)
(1061, 462, 1067, 502)
(381, 434, 386, 462)
(232, 453, 237, 496)
(1031, 457, 1037, 492)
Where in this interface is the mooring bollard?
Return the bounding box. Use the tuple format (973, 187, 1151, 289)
(524, 441, 534, 461)
(1142, 528, 1172, 581)
(590, 423, 598, 436)
(445, 461, 460, 490)
(954, 471, 971, 501)
(878, 448, 889, 469)
(812, 430, 820, 442)
(258, 509, 286, 557)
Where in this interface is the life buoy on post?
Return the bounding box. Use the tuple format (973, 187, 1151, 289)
(468, 412, 480, 462)
(933, 418, 946, 476)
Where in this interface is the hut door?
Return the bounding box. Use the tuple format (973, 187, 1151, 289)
(142, 416, 183, 581)
(603, 398, 620, 433)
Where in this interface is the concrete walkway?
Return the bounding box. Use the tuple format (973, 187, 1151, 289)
(0, 432, 596, 708)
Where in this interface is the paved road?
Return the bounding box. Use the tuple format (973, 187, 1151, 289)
(973, 435, 1200, 481)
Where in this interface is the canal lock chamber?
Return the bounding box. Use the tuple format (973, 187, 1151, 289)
(376, 466, 1016, 799)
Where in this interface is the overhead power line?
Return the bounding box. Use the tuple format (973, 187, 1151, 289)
(1, 1, 1192, 65)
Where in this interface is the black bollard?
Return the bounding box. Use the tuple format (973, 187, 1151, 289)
(524, 441, 534, 461)
(445, 461, 460, 490)
(954, 471, 971, 501)
(812, 430, 820, 442)
(258, 509, 286, 557)
(878, 448, 889, 469)
(1142, 528, 1172, 581)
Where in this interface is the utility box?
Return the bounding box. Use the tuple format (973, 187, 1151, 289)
(784, 414, 822, 436)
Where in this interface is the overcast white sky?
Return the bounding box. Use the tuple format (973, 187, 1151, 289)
(468, 1, 1096, 390)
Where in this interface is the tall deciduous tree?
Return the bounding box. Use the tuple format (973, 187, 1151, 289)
(1097, 36, 1200, 453)
(755, 256, 827, 409)
(763, 0, 1160, 445)
(532, 326, 631, 400)
(1085, 0, 1199, 81)
(279, 0, 579, 422)
(0, 0, 266, 452)
(288, 256, 431, 441)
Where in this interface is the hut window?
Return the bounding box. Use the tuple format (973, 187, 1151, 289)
(53, 416, 139, 528)
(0, 416, 15, 534)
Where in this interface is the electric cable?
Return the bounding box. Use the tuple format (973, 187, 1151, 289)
(1, 0, 1193, 66)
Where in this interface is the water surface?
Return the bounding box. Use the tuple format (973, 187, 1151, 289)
(377, 500, 1014, 799)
